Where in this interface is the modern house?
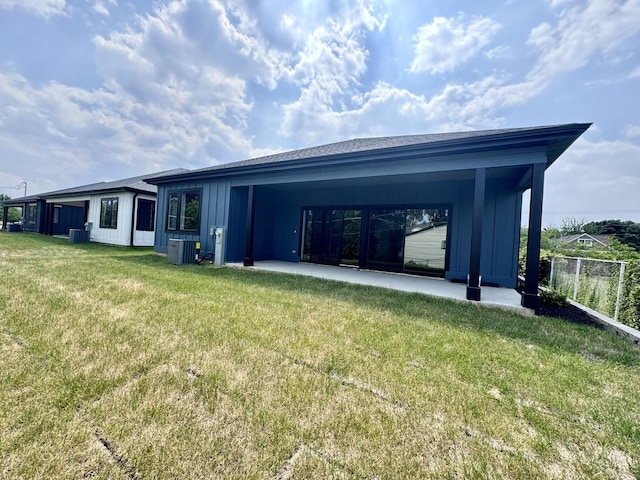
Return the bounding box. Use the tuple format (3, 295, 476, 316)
(145, 123, 590, 308)
(1, 171, 185, 246)
(559, 233, 611, 248)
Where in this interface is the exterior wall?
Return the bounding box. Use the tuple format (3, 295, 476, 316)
(22, 200, 45, 233)
(152, 150, 546, 288)
(154, 180, 231, 254)
(87, 192, 135, 246)
(153, 173, 524, 287)
(52, 204, 85, 235)
(18, 191, 157, 246)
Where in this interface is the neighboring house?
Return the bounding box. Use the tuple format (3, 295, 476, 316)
(146, 123, 590, 308)
(1, 170, 186, 246)
(559, 233, 611, 248)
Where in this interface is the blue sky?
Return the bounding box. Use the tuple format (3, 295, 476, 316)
(1, 0, 639, 226)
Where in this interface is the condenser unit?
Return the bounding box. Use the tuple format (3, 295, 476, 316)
(168, 239, 197, 265)
(68, 229, 90, 243)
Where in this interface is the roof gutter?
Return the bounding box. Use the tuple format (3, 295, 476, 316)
(145, 123, 591, 185)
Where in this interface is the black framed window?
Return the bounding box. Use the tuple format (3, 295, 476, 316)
(136, 199, 155, 231)
(27, 204, 37, 223)
(100, 197, 118, 229)
(167, 190, 200, 232)
(53, 206, 60, 224)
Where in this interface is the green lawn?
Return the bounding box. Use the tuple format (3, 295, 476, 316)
(1, 232, 639, 479)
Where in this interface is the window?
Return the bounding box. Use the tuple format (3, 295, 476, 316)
(27, 204, 37, 223)
(100, 197, 118, 229)
(136, 199, 155, 231)
(53, 206, 60, 224)
(167, 190, 200, 232)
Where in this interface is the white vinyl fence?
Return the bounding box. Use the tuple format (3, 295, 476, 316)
(549, 256, 626, 320)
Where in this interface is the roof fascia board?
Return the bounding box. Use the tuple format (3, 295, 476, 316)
(45, 194, 94, 203)
(147, 124, 589, 185)
(45, 188, 154, 201)
(228, 150, 546, 188)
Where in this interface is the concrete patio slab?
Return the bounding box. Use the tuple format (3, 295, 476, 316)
(228, 261, 532, 316)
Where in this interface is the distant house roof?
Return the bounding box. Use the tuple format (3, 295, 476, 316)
(1, 169, 188, 207)
(560, 233, 611, 247)
(145, 123, 591, 184)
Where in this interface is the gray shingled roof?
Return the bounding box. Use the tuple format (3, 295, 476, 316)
(44, 168, 190, 197)
(1, 169, 189, 206)
(145, 123, 590, 184)
(188, 125, 576, 174)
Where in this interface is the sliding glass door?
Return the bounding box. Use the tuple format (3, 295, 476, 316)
(301, 207, 448, 276)
(302, 209, 361, 266)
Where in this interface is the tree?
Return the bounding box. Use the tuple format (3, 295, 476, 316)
(0, 194, 21, 223)
(583, 220, 640, 252)
(558, 217, 587, 236)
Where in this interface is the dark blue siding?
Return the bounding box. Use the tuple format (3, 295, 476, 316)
(53, 205, 85, 235)
(152, 150, 546, 287)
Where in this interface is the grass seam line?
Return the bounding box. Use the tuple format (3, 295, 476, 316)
(1, 328, 27, 348)
(94, 427, 141, 480)
(280, 352, 404, 408)
(275, 441, 374, 480)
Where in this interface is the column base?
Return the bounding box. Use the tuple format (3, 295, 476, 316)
(243, 258, 254, 267)
(466, 285, 481, 301)
(521, 292, 539, 310)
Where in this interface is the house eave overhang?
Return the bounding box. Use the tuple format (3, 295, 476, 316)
(145, 123, 592, 186)
(44, 187, 155, 202)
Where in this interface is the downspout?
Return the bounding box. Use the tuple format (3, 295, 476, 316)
(130, 192, 139, 247)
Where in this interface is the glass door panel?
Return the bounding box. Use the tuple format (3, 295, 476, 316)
(302, 208, 361, 266)
(404, 208, 448, 274)
(367, 209, 405, 271)
(328, 210, 344, 265)
(302, 208, 329, 263)
(340, 210, 361, 266)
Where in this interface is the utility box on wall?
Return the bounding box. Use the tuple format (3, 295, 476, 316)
(214, 227, 227, 266)
(168, 239, 197, 265)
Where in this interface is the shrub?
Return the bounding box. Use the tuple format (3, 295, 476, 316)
(619, 260, 640, 329)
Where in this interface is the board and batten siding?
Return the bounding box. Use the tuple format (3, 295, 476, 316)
(154, 181, 231, 255)
(88, 192, 134, 246)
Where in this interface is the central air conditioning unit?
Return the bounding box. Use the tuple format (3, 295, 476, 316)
(168, 239, 197, 265)
(69, 229, 90, 243)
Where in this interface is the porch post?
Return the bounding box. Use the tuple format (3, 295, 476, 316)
(467, 167, 486, 301)
(521, 162, 545, 309)
(358, 208, 370, 269)
(43, 202, 52, 235)
(2, 205, 7, 230)
(243, 185, 256, 267)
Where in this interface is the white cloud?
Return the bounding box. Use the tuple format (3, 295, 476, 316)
(279, 75, 511, 146)
(528, 0, 640, 83)
(629, 65, 640, 78)
(279, 1, 386, 139)
(93, 1, 109, 16)
(544, 136, 640, 223)
(0, 0, 301, 192)
(0, 0, 66, 17)
(409, 15, 501, 74)
(625, 125, 640, 137)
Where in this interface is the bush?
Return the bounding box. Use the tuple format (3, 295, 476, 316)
(619, 260, 640, 329)
(540, 288, 568, 307)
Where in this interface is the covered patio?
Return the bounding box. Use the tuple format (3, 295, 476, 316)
(148, 123, 591, 311)
(230, 260, 531, 315)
